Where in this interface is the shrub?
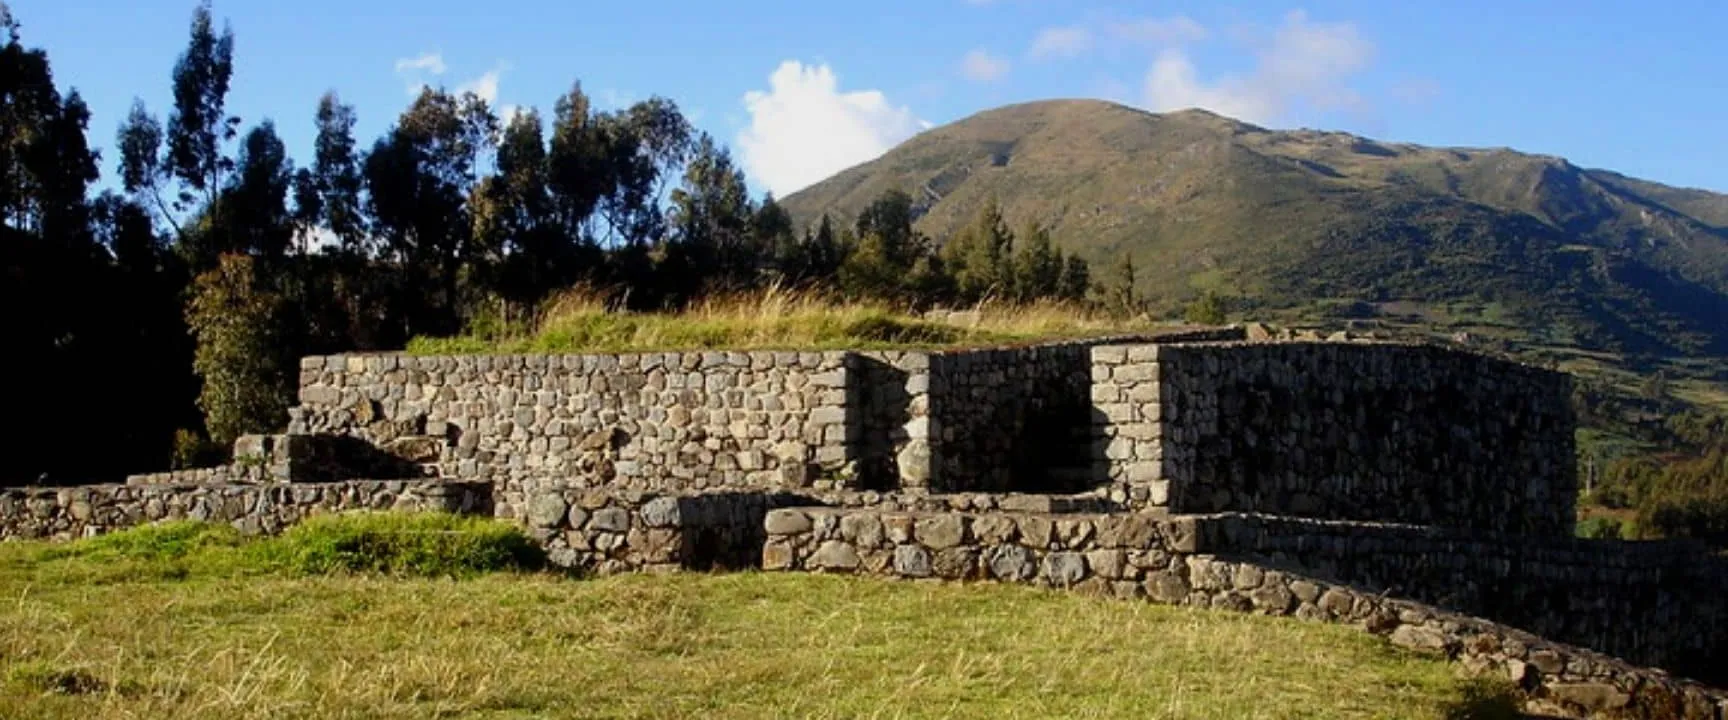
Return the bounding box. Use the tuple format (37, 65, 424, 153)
(1574, 516, 1624, 540)
(252, 512, 546, 577)
(73, 520, 245, 560)
(186, 253, 292, 448)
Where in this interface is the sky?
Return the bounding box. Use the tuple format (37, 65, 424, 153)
(8, 0, 1728, 200)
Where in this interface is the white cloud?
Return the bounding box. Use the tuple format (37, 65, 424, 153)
(1140, 10, 1372, 125)
(960, 49, 1010, 82)
(737, 61, 926, 197)
(1110, 15, 1208, 45)
(394, 52, 447, 96)
(394, 52, 446, 75)
(457, 65, 505, 105)
(1029, 26, 1092, 58)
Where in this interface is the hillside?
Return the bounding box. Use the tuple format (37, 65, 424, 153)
(780, 100, 1728, 362)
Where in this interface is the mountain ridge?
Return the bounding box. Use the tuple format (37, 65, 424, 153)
(779, 98, 1728, 362)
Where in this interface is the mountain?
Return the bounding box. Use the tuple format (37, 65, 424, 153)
(779, 99, 1728, 361)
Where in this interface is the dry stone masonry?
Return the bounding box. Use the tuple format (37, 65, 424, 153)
(1092, 341, 1577, 536)
(1, 479, 489, 540)
(4, 325, 1725, 719)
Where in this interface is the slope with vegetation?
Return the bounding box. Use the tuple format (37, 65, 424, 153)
(0, 516, 1520, 719)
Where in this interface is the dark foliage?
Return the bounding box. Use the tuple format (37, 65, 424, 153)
(0, 3, 1087, 486)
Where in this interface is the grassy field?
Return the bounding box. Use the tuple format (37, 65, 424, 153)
(0, 517, 1519, 719)
(407, 286, 1172, 355)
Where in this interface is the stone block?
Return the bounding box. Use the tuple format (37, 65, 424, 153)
(765, 509, 813, 535)
(915, 515, 967, 549)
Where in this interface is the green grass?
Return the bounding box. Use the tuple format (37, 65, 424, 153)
(0, 520, 1522, 719)
(17, 513, 544, 584)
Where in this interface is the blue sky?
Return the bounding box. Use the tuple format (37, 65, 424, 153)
(9, 0, 1727, 199)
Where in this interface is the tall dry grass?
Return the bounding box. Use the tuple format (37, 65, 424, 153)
(411, 284, 1172, 355)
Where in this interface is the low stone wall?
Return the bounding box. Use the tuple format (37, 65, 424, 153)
(125, 433, 437, 486)
(1188, 512, 1728, 685)
(518, 486, 1121, 574)
(761, 506, 1728, 719)
(1093, 342, 1577, 536)
(0, 479, 491, 541)
(290, 352, 857, 519)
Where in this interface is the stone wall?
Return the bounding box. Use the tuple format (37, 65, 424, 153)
(1093, 342, 1577, 535)
(518, 485, 1122, 574)
(0, 479, 490, 541)
(125, 433, 436, 486)
(761, 505, 1728, 718)
(927, 343, 1095, 493)
(1188, 512, 1728, 685)
(290, 352, 857, 520)
(853, 351, 931, 490)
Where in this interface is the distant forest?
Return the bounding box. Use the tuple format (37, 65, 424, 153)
(1, 3, 1092, 485)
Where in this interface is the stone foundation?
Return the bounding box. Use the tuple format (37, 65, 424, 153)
(0, 479, 490, 540)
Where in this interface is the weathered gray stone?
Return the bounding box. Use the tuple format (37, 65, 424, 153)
(915, 515, 967, 549)
(639, 496, 681, 528)
(1145, 571, 1189, 604)
(987, 545, 1037, 581)
(588, 507, 630, 533)
(811, 540, 861, 570)
(1389, 625, 1451, 653)
(1042, 552, 1088, 586)
(527, 493, 569, 528)
(893, 544, 932, 577)
(1546, 683, 1631, 712)
(764, 509, 813, 535)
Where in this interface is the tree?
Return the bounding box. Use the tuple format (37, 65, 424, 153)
(855, 188, 921, 270)
(217, 120, 293, 263)
(310, 92, 365, 252)
(1184, 290, 1228, 325)
(667, 133, 755, 293)
(942, 200, 1015, 303)
(839, 231, 903, 300)
(1, 13, 98, 244)
(753, 194, 798, 281)
(1058, 254, 1090, 302)
(593, 96, 692, 251)
(1107, 252, 1140, 317)
(116, 100, 177, 235)
(1012, 221, 1063, 301)
(363, 87, 499, 336)
(165, 0, 237, 209)
(186, 253, 289, 449)
(803, 213, 847, 281)
(115, 0, 238, 258)
(477, 107, 593, 318)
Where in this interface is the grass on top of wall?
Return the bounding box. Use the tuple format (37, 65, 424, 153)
(0, 519, 1523, 720)
(407, 286, 1164, 355)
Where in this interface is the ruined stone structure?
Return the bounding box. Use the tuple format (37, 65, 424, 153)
(3, 327, 1725, 719)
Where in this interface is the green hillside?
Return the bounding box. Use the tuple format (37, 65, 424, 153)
(779, 99, 1728, 361)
